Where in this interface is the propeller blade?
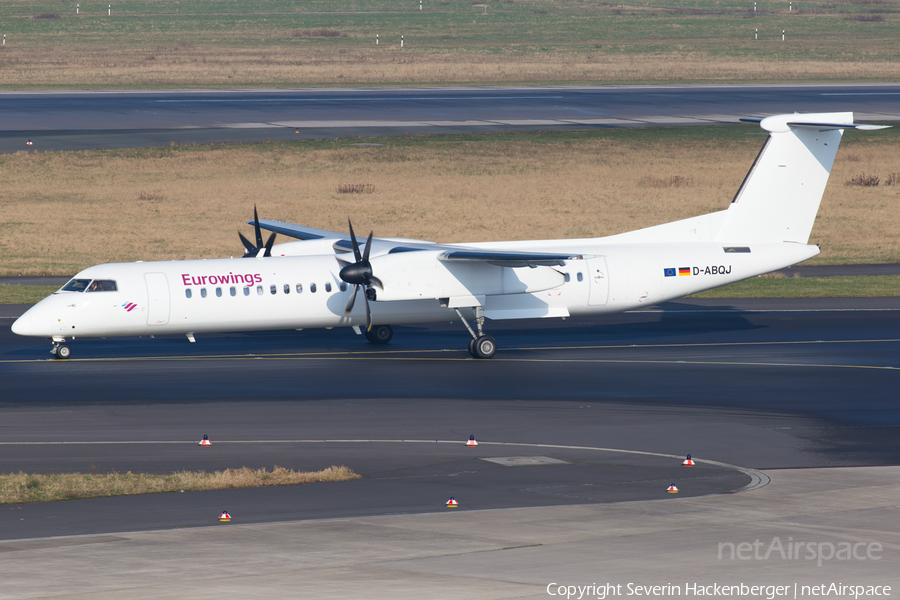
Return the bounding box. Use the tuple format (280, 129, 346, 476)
(348, 219, 362, 263)
(344, 284, 359, 314)
(238, 231, 257, 256)
(362, 231, 374, 262)
(368, 275, 384, 290)
(253, 205, 264, 249)
(263, 232, 277, 257)
(364, 291, 373, 331)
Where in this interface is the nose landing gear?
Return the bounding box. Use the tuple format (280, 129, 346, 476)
(51, 339, 72, 360)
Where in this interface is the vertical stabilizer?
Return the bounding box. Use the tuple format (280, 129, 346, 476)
(715, 112, 880, 244)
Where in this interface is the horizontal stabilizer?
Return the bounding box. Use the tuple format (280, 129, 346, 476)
(739, 115, 891, 133)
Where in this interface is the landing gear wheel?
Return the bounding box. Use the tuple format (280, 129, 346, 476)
(467, 337, 477, 357)
(470, 335, 497, 359)
(365, 324, 393, 344)
(54, 344, 72, 360)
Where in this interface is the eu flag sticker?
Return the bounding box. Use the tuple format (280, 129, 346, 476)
(664, 268, 676, 277)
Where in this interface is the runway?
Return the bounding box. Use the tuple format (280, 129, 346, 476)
(2, 83, 899, 152)
(1, 297, 899, 542)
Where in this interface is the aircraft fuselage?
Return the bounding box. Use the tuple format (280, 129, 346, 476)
(13, 240, 818, 340)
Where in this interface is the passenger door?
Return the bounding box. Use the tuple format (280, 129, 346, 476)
(144, 272, 170, 325)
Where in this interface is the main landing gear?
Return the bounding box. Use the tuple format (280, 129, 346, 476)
(455, 307, 497, 359)
(365, 324, 393, 344)
(51, 339, 72, 360)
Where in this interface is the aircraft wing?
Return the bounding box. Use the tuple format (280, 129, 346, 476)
(251, 219, 347, 241)
(438, 249, 583, 267)
(253, 219, 438, 253)
(252, 218, 582, 267)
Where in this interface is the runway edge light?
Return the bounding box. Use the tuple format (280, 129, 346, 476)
(446, 497, 458, 507)
(199, 434, 211, 447)
(667, 484, 679, 493)
(466, 435, 478, 447)
(682, 454, 695, 467)
(219, 511, 231, 522)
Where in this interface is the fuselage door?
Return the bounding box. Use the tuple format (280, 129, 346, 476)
(144, 272, 170, 326)
(586, 257, 609, 306)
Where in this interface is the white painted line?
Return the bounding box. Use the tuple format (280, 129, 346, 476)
(490, 119, 566, 126)
(559, 118, 643, 125)
(424, 120, 496, 126)
(272, 120, 434, 128)
(218, 122, 284, 129)
(634, 116, 710, 124)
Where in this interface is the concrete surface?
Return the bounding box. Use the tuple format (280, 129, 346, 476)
(1, 467, 896, 599)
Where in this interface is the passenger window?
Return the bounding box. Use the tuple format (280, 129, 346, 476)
(325, 282, 332, 293)
(216, 287, 222, 297)
(284, 284, 290, 295)
(87, 280, 117, 292)
(339, 282, 347, 292)
(577, 273, 584, 282)
(564, 273, 571, 283)
(61, 278, 91, 292)
(230, 287, 236, 297)
(256, 285, 263, 296)
(185, 289, 192, 299)
(201, 288, 207, 298)
(243, 287, 250, 296)
(310, 283, 317, 293)
(296, 283, 303, 294)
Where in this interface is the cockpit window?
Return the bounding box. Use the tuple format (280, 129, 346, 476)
(61, 278, 91, 292)
(86, 280, 118, 292)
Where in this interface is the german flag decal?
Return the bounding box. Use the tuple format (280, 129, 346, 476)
(678, 267, 691, 276)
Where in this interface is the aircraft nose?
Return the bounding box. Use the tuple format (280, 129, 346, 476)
(11, 313, 32, 336)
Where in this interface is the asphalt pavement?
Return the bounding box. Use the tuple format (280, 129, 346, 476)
(1, 84, 898, 152)
(1, 297, 898, 540)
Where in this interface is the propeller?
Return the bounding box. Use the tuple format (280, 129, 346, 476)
(238, 205, 276, 258)
(339, 220, 384, 330)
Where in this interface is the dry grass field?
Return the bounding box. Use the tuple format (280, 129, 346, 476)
(0, 465, 360, 504)
(0, 0, 897, 87)
(1, 126, 897, 276)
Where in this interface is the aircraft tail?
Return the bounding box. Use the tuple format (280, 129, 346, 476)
(715, 112, 889, 244)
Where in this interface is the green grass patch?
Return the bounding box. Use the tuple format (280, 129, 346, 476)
(691, 275, 900, 298)
(0, 465, 360, 504)
(0, 285, 58, 304)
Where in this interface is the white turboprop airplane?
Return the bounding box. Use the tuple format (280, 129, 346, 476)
(11, 112, 889, 359)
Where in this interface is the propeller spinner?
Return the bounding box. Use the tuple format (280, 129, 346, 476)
(239, 205, 276, 258)
(339, 220, 383, 330)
